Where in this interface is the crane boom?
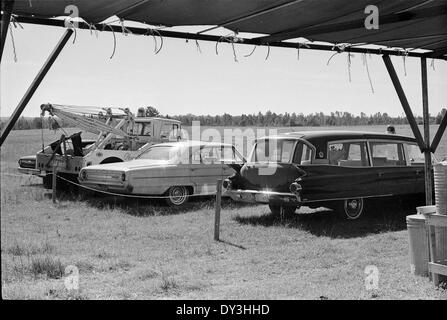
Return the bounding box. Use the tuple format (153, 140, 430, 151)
(40, 103, 132, 137)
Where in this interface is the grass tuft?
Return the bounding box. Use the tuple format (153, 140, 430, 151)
(46, 288, 89, 300)
(159, 273, 179, 293)
(7, 241, 54, 256)
(30, 256, 64, 279)
(107, 260, 133, 272)
(7, 243, 29, 256)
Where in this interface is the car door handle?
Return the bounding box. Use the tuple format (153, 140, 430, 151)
(415, 170, 422, 175)
(378, 172, 384, 178)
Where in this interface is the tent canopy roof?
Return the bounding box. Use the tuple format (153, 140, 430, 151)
(7, 0, 447, 59)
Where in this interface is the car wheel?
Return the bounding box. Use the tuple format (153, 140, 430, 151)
(341, 198, 364, 220)
(269, 204, 297, 217)
(42, 175, 52, 189)
(165, 186, 190, 207)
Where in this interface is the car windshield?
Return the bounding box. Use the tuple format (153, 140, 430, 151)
(251, 139, 296, 163)
(137, 146, 180, 161)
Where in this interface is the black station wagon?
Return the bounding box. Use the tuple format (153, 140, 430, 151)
(224, 130, 426, 220)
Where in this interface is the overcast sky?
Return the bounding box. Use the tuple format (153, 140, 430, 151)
(1, 23, 446, 118)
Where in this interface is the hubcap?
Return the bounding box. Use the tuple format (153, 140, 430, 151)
(344, 198, 363, 219)
(169, 187, 187, 205)
(348, 200, 358, 210)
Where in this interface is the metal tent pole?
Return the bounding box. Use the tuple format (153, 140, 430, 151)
(0, 0, 14, 61)
(382, 55, 425, 150)
(0, 28, 73, 146)
(421, 57, 433, 205)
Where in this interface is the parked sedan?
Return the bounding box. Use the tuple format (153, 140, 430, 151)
(78, 141, 245, 206)
(224, 130, 426, 220)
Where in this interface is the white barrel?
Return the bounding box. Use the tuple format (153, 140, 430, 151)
(435, 226, 447, 261)
(406, 214, 429, 276)
(416, 205, 436, 215)
(434, 161, 447, 215)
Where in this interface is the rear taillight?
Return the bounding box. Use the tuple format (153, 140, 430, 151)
(290, 182, 302, 194)
(222, 179, 231, 189)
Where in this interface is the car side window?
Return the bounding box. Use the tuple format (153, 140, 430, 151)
(301, 144, 312, 164)
(328, 141, 369, 167)
(281, 140, 295, 163)
(134, 123, 152, 136)
(219, 147, 244, 163)
(293, 143, 313, 165)
(191, 148, 202, 163)
(142, 123, 152, 136)
(160, 123, 179, 140)
(405, 143, 424, 166)
(200, 146, 219, 164)
(370, 141, 406, 166)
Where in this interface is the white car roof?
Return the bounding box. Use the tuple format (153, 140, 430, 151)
(134, 117, 181, 124)
(150, 140, 234, 148)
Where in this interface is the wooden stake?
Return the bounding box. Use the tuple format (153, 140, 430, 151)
(214, 179, 222, 241)
(52, 168, 57, 204)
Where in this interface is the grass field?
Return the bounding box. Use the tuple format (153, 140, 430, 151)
(1, 125, 446, 299)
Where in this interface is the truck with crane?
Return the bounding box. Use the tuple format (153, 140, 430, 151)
(17, 104, 183, 188)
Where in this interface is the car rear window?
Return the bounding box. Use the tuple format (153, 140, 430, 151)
(252, 139, 296, 163)
(137, 146, 178, 160)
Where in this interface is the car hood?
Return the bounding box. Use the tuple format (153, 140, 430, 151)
(85, 159, 172, 171)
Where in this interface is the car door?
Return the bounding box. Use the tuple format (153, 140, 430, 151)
(369, 140, 421, 196)
(299, 140, 379, 202)
(188, 145, 225, 195)
(403, 142, 426, 194)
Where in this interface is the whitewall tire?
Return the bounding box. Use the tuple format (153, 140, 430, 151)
(342, 198, 365, 220)
(165, 186, 190, 207)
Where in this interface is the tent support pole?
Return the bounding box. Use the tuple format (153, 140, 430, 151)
(421, 57, 433, 205)
(0, 0, 14, 62)
(0, 29, 73, 146)
(382, 55, 425, 150)
(431, 112, 447, 153)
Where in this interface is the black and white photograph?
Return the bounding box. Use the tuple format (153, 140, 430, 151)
(1, 0, 447, 303)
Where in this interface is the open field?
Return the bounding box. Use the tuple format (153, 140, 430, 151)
(1, 125, 446, 299)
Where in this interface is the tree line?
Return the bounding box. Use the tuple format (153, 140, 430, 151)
(167, 109, 446, 127)
(0, 117, 62, 131)
(1, 108, 446, 131)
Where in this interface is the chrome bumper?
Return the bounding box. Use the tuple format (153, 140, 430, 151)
(224, 189, 301, 204)
(17, 167, 41, 176)
(78, 180, 129, 193)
